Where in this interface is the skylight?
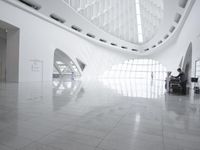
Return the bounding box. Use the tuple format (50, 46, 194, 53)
(135, 0, 143, 43)
(66, 0, 164, 44)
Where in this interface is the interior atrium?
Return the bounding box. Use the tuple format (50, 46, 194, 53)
(0, 0, 200, 150)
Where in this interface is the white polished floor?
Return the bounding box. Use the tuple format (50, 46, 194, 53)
(0, 79, 200, 150)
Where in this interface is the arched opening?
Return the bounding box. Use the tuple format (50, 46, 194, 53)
(53, 49, 81, 80)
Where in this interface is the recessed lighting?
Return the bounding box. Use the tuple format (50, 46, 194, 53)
(179, 0, 188, 8)
(71, 25, 82, 32)
(111, 43, 117, 46)
(174, 13, 182, 23)
(164, 34, 169, 39)
(86, 33, 95, 38)
(152, 45, 156, 48)
(50, 14, 66, 23)
(132, 49, 138, 51)
(121, 46, 128, 49)
(169, 26, 175, 33)
(99, 39, 107, 43)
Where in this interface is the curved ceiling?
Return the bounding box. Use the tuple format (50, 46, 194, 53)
(3, 0, 196, 55)
(64, 0, 164, 44)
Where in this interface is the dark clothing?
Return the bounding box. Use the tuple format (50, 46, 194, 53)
(175, 71, 187, 82)
(180, 80, 187, 95)
(175, 71, 187, 94)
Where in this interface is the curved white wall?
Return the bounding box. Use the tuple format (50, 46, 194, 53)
(0, 0, 131, 82)
(0, 0, 199, 82)
(149, 0, 200, 76)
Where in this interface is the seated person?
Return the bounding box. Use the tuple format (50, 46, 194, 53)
(172, 68, 187, 95)
(165, 71, 172, 92)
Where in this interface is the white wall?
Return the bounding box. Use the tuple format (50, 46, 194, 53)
(150, 0, 200, 77)
(1, 0, 200, 82)
(0, 1, 129, 82)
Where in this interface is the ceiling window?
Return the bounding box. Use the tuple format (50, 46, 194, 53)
(135, 0, 143, 43)
(67, 0, 164, 44)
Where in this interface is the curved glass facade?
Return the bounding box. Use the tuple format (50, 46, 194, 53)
(99, 59, 167, 80)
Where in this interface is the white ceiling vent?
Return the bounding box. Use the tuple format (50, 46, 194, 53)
(111, 43, 117, 46)
(99, 39, 107, 43)
(179, 0, 188, 8)
(169, 26, 176, 33)
(121, 46, 128, 49)
(71, 25, 82, 32)
(50, 14, 66, 23)
(152, 45, 156, 48)
(164, 34, 169, 39)
(132, 49, 138, 52)
(174, 13, 182, 23)
(158, 40, 163, 44)
(18, 0, 41, 10)
(86, 33, 95, 38)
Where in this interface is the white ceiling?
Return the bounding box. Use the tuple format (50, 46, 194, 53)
(64, 0, 164, 44)
(3, 0, 195, 55)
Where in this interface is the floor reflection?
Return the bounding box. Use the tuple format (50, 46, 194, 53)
(164, 93, 200, 136)
(52, 79, 84, 111)
(164, 93, 200, 117)
(99, 78, 165, 98)
(1, 80, 200, 150)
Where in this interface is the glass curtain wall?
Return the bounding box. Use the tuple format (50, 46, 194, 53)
(99, 59, 167, 80)
(99, 59, 167, 98)
(99, 78, 165, 98)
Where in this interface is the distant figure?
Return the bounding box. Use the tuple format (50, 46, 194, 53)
(151, 72, 153, 80)
(71, 71, 75, 80)
(174, 68, 187, 95)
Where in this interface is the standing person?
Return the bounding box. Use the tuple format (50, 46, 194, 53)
(174, 68, 187, 95)
(71, 71, 75, 80)
(151, 72, 153, 80)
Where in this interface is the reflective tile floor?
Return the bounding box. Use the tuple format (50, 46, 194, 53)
(0, 79, 200, 150)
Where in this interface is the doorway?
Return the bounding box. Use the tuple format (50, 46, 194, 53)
(0, 28, 6, 81)
(0, 20, 19, 82)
